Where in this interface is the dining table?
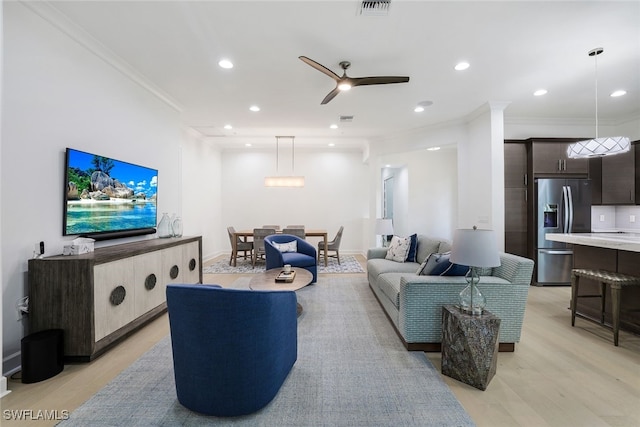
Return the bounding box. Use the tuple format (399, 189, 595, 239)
(232, 229, 328, 267)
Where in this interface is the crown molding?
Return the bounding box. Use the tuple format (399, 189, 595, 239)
(20, 1, 183, 113)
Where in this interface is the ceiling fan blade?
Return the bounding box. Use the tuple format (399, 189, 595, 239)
(299, 56, 340, 81)
(351, 76, 410, 87)
(321, 87, 341, 105)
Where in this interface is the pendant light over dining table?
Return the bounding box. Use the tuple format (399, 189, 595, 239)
(567, 47, 630, 159)
(264, 136, 305, 187)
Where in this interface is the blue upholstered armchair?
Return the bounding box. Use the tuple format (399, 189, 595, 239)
(264, 234, 318, 283)
(166, 284, 297, 417)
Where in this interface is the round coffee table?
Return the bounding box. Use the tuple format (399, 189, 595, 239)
(249, 267, 313, 315)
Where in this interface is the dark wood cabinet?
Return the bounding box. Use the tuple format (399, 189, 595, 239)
(532, 140, 589, 176)
(504, 142, 529, 257)
(588, 142, 639, 206)
(28, 236, 202, 362)
(602, 145, 635, 204)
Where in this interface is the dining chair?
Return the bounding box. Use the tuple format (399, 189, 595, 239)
(286, 225, 305, 229)
(318, 226, 344, 264)
(253, 228, 277, 266)
(227, 226, 253, 266)
(283, 227, 306, 239)
(262, 225, 281, 231)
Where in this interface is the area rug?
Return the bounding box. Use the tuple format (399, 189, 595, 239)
(59, 276, 474, 427)
(203, 254, 365, 274)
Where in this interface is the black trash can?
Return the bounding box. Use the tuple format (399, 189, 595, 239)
(21, 329, 64, 383)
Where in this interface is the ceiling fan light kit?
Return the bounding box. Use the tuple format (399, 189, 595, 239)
(299, 56, 410, 104)
(567, 47, 630, 159)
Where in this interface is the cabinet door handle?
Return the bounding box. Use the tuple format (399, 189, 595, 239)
(524, 173, 528, 186)
(558, 159, 562, 171)
(525, 189, 528, 202)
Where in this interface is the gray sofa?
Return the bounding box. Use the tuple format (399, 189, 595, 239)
(367, 235, 534, 352)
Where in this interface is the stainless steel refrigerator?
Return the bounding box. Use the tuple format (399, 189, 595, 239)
(535, 178, 591, 285)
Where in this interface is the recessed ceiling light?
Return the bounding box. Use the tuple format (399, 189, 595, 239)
(249, 105, 260, 112)
(385, 164, 391, 168)
(218, 59, 233, 69)
(245, 143, 252, 147)
(611, 90, 627, 97)
(454, 62, 470, 71)
(533, 89, 548, 96)
(427, 147, 441, 151)
(224, 124, 233, 130)
(328, 143, 335, 147)
(330, 124, 338, 129)
(414, 106, 425, 113)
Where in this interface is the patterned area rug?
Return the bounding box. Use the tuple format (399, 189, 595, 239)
(203, 254, 365, 274)
(60, 276, 474, 426)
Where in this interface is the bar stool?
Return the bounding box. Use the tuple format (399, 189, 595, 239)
(570, 269, 640, 346)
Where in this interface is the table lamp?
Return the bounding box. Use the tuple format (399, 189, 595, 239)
(375, 218, 394, 247)
(450, 226, 500, 315)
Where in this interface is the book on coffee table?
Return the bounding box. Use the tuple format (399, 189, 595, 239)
(275, 270, 296, 283)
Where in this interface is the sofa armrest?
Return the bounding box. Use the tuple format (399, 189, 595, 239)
(397, 275, 530, 344)
(367, 247, 388, 260)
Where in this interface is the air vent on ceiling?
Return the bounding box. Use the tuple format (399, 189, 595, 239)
(359, 1, 391, 16)
(339, 115, 354, 122)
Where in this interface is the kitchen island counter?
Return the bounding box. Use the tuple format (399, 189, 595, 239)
(546, 233, 640, 252)
(547, 232, 640, 339)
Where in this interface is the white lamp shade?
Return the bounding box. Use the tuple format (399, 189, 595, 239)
(375, 218, 394, 235)
(450, 228, 500, 268)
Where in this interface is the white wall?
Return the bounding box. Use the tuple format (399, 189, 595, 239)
(0, 3, 189, 374)
(374, 147, 458, 241)
(219, 148, 368, 255)
(180, 132, 222, 261)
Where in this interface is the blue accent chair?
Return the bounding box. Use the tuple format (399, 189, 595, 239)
(166, 284, 297, 417)
(264, 234, 318, 283)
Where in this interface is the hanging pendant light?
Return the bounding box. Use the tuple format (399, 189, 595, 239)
(264, 136, 305, 187)
(567, 48, 630, 159)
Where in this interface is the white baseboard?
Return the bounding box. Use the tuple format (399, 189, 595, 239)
(0, 376, 11, 398)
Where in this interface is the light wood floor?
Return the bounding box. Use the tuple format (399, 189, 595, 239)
(2, 255, 639, 426)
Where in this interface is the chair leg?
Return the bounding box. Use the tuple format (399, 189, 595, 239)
(229, 252, 234, 266)
(600, 282, 606, 324)
(611, 285, 621, 346)
(570, 274, 579, 327)
(336, 251, 340, 265)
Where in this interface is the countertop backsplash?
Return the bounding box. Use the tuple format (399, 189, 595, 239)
(592, 205, 640, 233)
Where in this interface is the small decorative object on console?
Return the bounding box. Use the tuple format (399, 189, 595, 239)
(157, 212, 173, 238)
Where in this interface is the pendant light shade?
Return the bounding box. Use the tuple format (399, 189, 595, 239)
(566, 136, 630, 158)
(264, 136, 305, 187)
(567, 47, 630, 159)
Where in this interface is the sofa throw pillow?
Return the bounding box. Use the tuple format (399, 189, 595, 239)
(385, 235, 411, 262)
(405, 233, 418, 262)
(416, 251, 448, 275)
(429, 252, 469, 276)
(273, 240, 297, 253)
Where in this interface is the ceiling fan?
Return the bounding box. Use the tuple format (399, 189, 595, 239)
(299, 56, 410, 104)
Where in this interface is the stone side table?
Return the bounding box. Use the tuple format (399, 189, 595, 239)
(441, 304, 501, 390)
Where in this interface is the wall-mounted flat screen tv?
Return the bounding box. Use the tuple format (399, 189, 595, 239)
(64, 148, 158, 240)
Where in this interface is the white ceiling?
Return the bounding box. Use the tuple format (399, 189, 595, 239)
(46, 1, 640, 149)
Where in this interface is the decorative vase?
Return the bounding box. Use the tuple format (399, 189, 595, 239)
(157, 213, 173, 238)
(171, 215, 183, 237)
(458, 267, 486, 315)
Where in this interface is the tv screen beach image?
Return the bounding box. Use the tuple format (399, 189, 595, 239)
(65, 148, 158, 236)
